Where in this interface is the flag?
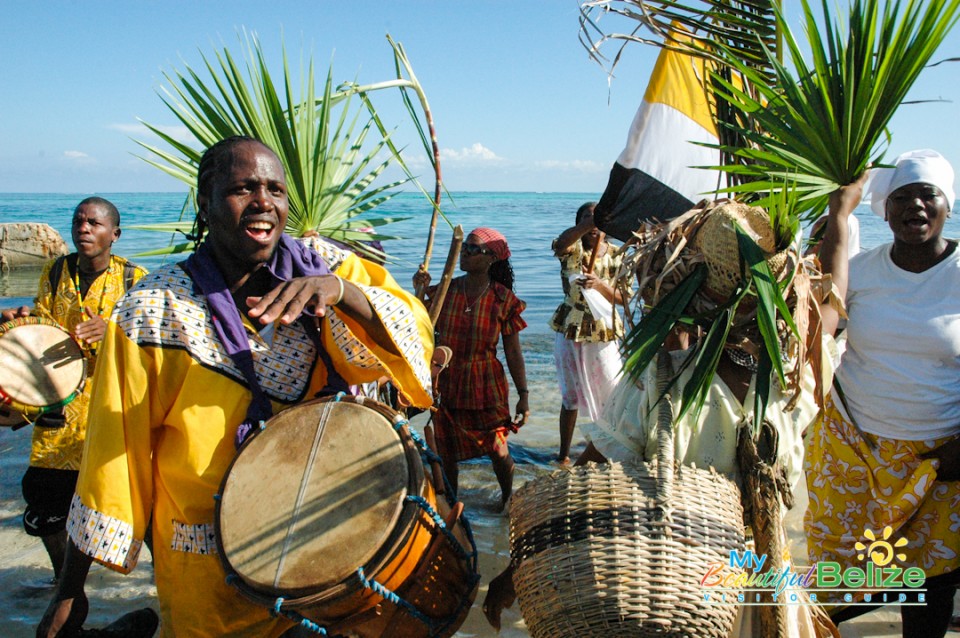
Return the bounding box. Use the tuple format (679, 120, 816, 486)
(595, 37, 723, 241)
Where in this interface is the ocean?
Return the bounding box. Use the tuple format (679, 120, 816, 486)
(0, 191, 949, 637)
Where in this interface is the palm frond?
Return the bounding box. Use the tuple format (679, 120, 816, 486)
(134, 31, 444, 254)
(708, 0, 960, 219)
(580, 0, 779, 71)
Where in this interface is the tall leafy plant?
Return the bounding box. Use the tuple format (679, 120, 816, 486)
(134, 32, 443, 253)
(708, 0, 960, 219)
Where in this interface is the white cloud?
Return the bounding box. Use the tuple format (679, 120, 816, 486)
(108, 121, 195, 144)
(63, 150, 90, 160)
(441, 143, 504, 163)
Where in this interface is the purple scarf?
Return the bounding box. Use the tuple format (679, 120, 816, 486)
(182, 234, 346, 448)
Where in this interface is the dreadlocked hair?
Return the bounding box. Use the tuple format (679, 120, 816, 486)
(188, 135, 270, 247)
(489, 259, 515, 291)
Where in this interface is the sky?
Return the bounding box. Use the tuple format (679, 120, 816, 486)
(3, 1, 960, 194)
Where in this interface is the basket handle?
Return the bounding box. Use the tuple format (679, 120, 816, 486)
(654, 349, 675, 517)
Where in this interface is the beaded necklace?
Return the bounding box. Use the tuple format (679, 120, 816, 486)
(725, 346, 759, 373)
(73, 261, 110, 321)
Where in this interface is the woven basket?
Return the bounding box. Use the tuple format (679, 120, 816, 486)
(695, 201, 788, 300)
(509, 355, 745, 638)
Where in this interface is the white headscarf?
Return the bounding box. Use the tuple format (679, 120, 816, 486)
(867, 149, 956, 217)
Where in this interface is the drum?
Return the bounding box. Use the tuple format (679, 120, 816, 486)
(0, 317, 86, 423)
(216, 395, 479, 638)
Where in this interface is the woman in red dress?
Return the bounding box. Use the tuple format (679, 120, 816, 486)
(415, 227, 529, 510)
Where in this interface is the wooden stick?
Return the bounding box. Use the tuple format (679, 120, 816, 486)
(413, 100, 444, 300)
(428, 225, 464, 326)
(424, 424, 446, 495)
(584, 232, 606, 274)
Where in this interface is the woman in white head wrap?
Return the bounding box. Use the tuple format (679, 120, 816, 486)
(808, 149, 960, 637)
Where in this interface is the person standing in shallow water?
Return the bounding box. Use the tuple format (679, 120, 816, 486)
(548, 202, 626, 464)
(1, 197, 146, 587)
(414, 227, 529, 511)
(37, 136, 434, 637)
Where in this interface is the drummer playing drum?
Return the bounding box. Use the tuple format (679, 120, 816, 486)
(1, 197, 147, 589)
(37, 136, 435, 638)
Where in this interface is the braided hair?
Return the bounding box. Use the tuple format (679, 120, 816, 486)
(187, 135, 272, 245)
(489, 259, 515, 292)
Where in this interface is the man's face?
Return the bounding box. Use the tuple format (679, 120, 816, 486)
(198, 141, 289, 278)
(71, 203, 119, 265)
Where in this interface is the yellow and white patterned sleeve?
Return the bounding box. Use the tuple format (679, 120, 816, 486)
(66, 322, 158, 573)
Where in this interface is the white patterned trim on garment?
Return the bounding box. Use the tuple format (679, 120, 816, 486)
(171, 520, 219, 555)
(299, 235, 348, 271)
(66, 493, 141, 572)
(113, 266, 316, 403)
(335, 284, 432, 397)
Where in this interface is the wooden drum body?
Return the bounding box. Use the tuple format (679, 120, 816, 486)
(216, 395, 479, 638)
(0, 317, 86, 424)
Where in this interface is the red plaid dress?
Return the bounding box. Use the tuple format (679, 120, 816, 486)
(430, 277, 527, 461)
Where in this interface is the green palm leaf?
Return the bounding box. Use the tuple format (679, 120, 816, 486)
(622, 264, 707, 382)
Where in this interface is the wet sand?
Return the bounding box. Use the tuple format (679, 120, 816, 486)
(0, 399, 944, 637)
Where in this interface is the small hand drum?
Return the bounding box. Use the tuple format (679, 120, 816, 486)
(0, 317, 86, 424)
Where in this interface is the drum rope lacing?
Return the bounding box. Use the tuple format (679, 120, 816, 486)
(270, 598, 338, 637)
(392, 416, 480, 569)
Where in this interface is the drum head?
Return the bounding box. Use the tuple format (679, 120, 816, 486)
(218, 399, 412, 594)
(0, 321, 85, 409)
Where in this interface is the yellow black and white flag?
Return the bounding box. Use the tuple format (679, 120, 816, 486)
(595, 37, 724, 241)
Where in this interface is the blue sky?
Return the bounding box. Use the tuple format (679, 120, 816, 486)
(3, 1, 959, 194)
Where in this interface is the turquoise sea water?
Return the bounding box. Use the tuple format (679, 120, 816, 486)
(3, 190, 956, 316)
(0, 192, 956, 636)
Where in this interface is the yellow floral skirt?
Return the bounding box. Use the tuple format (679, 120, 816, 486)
(804, 393, 960, 606)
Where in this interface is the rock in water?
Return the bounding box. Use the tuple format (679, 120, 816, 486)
(0, 223, 68, 269)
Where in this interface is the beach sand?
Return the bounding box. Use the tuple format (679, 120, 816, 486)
(0, 421, 948, 637)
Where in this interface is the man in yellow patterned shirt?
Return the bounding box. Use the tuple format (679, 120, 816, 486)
(37, 138, 434, 637)
(2, 197, 146, 586)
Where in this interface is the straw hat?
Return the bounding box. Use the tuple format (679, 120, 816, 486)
(693, 201, 788, 300)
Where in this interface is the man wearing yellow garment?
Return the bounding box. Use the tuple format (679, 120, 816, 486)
(37, 137, 435, 637)
(2, 197, 147, 590)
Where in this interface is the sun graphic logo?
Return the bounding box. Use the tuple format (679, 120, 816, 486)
(854, 526, 908, 567)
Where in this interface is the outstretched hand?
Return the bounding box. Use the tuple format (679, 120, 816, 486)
(246, 275, 343, 325)
(829, 171, 871, 219)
